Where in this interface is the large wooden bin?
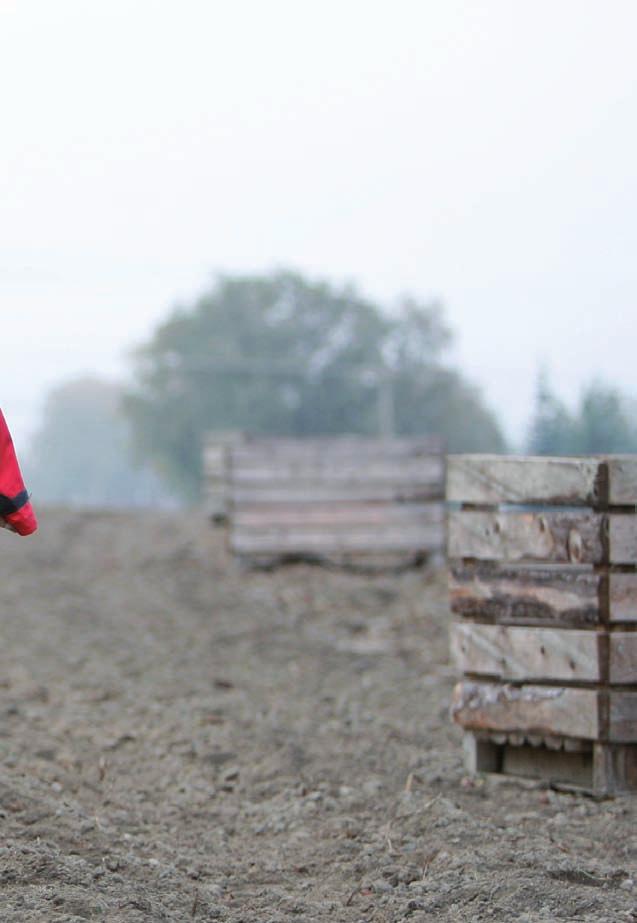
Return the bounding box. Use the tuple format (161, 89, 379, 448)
(448, 455, 637, 793)
(227, 436, 446, 568)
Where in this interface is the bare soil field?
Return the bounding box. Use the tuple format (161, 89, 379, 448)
(0, 509, 636, 922)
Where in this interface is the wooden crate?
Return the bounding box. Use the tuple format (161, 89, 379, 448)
(227, 436, 445, 568)
(203, 432, 245, 523)
(448, 454, 637, 794)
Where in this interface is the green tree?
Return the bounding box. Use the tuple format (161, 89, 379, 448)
(26, 377, 175, 508)
(125, 270, 506, 498)
(386, 300, 506, 452)
(526, 369, 577, 455)
(527, 372, 637, 455)
(574, 381, 637, 454)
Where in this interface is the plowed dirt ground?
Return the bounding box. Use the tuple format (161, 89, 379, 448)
(0, 509, 635, 922)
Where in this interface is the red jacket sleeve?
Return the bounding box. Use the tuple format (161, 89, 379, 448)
(0, 410, 38, 536)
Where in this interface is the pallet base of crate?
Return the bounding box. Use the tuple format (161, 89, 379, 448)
(235, 550, 432, 573)
(464, 731, 637, 794)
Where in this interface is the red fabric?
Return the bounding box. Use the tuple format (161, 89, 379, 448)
(0, 410, 37, 536)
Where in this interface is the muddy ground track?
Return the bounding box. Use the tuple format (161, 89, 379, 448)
(0, 509, 636, 921)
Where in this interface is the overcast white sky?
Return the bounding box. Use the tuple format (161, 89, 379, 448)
(2, 0, 637, 448)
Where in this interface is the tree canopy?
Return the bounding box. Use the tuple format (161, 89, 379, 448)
(125, 270, 505, 499)
(526, 371, 637, 455)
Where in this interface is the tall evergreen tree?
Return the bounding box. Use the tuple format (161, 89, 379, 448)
(526, 369, 576, 455)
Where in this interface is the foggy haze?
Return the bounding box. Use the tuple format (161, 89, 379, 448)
(2, 0, 637, 448)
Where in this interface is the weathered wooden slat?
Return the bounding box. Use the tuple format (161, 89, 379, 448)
(609, 693, 637, 742)
(608, 457, 637, 506)
(226, 435, 445, 562)
(451, 680, 599, 739)
(230, 436, 444, 461)
(204, 444, 229, 462)
(451, 622, 600, 682)
(205, 430, 246, 447)
(610, 634, 637, 684)
(609, 515, 637, 565)
(502, 744, 594, 788)
(231, 525, 444, 554)
(230, 459, 444, 484)
(448, 510, 604, 564)
(610, 573, 637, 623)
(450, 562, 600, 626)
(592, 743, 637, 793)
(230, 484, 444, 504)
(446, 455, 601, 506)
(233, 502, 444, 529)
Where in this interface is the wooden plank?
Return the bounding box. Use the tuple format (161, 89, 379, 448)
(230, 436, 444, 461)
(609, 515, 637, 565)
(446, 455, 601, 506)
(450, 562, 600, 626)
(230, 524, 444, 554)
(205, 487, 228, 521)
(233, 502, 444, 529)
(451, 680, 599, 739)
(593, 743, 637, 793)
(608, 456, 637, 506)
(609, 693, 637, 742)
(502, 745, 594, 788)
(205, 447, 230, 463)
(448, 510, 604, 564)
(610, 573, 637, 623)
(226, 436, 445, 562)
(610, 634, 637, 685)
(463, 733, 502, 773)
(230, 458, 444, 484)
(451, 623, 600, 683)
(231, 484, 444, 504)
(204, 430, 245, 447)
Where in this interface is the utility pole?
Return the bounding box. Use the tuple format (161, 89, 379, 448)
(378, 372, 395, 440)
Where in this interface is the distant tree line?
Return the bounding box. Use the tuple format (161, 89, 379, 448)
(29, 270, 637, 509)
(526, 371, 637, 455)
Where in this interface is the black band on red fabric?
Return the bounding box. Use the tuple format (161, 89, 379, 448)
(0, 490, 30, 516)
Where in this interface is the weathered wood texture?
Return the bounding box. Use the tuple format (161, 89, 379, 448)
(232, 525, 444, 555)
(610, 573, 637, 622)
(608, 456, 637, 505)
(231, 435, 444, 460)
(232, 484, 441, 503)
(609, 515, 637, 565)
(452, 621, 637, 686)
(464, 731, 637, 793)
(609, 692, 637, 741)
(227, 436, 445, 563)
(502, 743, 594, 789)
(448, 510, 604, 564)
(203, 432, 245, 521)
(232, 458, 444, 487)
(609, 634, 637, 684)
(449, 454, 637, 790)
(450, 622, 600, 683)
(234, 502, 442, 528)
(451, 680, 599, 739)
(593, 742, 637, 792)
(450, 563, 601, 626)
(447, 455, 601, 506)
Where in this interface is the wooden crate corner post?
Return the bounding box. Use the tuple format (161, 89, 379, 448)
(203, 431, 245, 525)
